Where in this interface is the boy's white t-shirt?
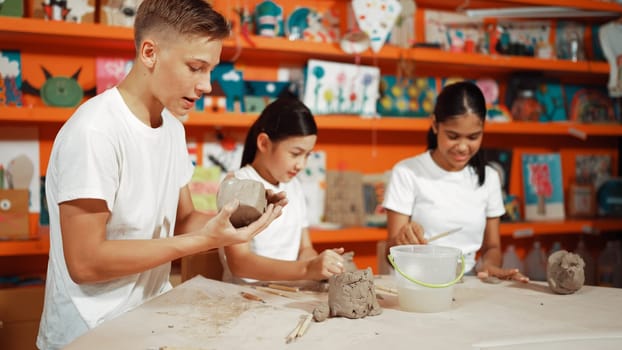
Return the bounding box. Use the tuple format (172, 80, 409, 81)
(383, 151, 505, 272)
(37, 88, 194, 350)
(221, 165, 309, 283)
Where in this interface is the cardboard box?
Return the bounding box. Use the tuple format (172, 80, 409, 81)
(0, 190, 29, 240)
(0, 286, 45, 350)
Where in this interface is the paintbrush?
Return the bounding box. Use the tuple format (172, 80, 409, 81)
(427, 227, 462, 242)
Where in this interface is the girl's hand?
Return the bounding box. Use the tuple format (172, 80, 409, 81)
(266, 189, 288, 207)
(304, 248, 345, 280)
(477, 265, 529, 283)
(394, 222, 427, 245)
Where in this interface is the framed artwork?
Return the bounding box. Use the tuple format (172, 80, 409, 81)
(303, 59, 379, 116)
(522, 153, 565, 221)
(568, 183, 595, 217)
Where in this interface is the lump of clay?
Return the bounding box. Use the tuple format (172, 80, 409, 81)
(326, 267, 382, 319)
(547, 250, 585, 295)
(342, 251, 358, 272)
(217, 177, 266, 228)
(312, 303, 330, 322)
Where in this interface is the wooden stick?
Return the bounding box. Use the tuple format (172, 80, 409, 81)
(254, 286, 291, 298)
(375, 285, 398, 295)
(285, 316, 306, 343)
(428, 227, 462, 242)
(240, 291, 265, 303)
(296, 314, 313, 338)
(268, 283, 300, 292)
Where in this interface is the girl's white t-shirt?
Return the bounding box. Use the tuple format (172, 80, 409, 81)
(383, 150, 505, 272)
(37, 88, 194, 350)
(221, 165, 309, 283)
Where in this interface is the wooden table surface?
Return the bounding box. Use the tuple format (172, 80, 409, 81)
(65, 275, 622, 350)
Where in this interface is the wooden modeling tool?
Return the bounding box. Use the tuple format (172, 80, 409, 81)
(240, 291, 265, 303)
(285, 314, 313, 343)
(375, 285, 398, 295)
(254, 286, 292, 298)
(268, 283, 300, 293)
(428, 227, 462, 242)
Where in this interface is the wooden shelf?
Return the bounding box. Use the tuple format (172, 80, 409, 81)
(3, 106, 621, 137)
(410, 47, 610, 75)
(0, 17, 612, 75)
(2, 218, 619, 256)
(0, 235, 49, 257)
(415, 0, 622, 12)
(310, 218, 622, 244)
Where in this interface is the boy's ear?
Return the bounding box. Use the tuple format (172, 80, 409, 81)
(257, 132, 270, 152)
(431, 115, 438, 134)
(140, 39, 157, 68)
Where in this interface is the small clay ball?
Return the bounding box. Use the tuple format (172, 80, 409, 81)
(547, 250, 585, 295)
(217, 177, 266, 228)
(312, 303, 330, 322)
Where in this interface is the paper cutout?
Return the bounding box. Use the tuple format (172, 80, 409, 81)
(352, 0, 402, 53)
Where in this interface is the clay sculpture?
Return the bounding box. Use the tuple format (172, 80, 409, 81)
(216, 177, 266, 228)
(547, 250, 585, 295)
(313, 268, 382, 322)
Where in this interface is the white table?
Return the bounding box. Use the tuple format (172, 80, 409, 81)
(65, 275, 622, 349)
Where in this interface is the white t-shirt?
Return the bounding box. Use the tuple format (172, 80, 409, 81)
(37, 88, 194, 350)
(383, 151, 505, 272)
(221, 165, 309, 283)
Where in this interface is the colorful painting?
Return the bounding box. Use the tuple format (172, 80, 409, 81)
(0, 50, 22, 106)
(535, 81, 567, 122)
(575, 154, 612, 190)
(303, 59, 379, 116)
(297, 151, 326, 226)
(565, 84, 616, 123)
(476, 78, 511, 122)
(424, 9, 483, 52)
(362, 171, 390, 227)
(522, 153, 565, 221)
(377, 76, 436, 118)
(95, 57, 133, 94)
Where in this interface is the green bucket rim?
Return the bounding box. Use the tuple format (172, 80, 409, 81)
(388, 250, 465, 289)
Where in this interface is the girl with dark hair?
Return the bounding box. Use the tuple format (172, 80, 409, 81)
(221, 97, 346, 283)
(383, 81, 528, 282)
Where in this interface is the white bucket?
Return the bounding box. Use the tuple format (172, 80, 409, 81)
(388, 245, 464, 313)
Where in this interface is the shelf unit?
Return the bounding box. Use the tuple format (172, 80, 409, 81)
(2, 105, 622, 136)
(1, 0, 621, 268)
